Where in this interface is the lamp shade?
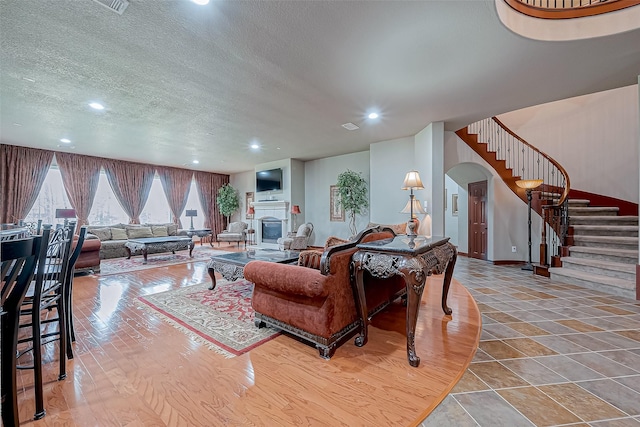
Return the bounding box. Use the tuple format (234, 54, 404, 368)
(401, 170, 424, 190)
(185, 209, 197, 217)
(247, 206, 255, 216)
(55, 208, 76, 219)
(401, 199, 426, 217)
(291, 205, 301, 215)
(515, 179, 543, 190)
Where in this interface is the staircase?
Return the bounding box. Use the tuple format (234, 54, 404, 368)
(549, 198, 639, 299)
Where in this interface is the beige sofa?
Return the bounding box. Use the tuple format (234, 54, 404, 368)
(86, 223, 187, 259)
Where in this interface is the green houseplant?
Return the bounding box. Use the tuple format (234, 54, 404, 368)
(216, 184, 240, 224)
(336, 169, 369, 236)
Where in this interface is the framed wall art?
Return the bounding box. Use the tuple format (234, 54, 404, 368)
(452, 193, 459, 216)
(329, 185, 345, 222)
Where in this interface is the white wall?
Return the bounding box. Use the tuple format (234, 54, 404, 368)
(229, 170, 254, 224)
(370, 137, 415, 225)
(305, 151, 370, 245)
(499, 84, 639, 203)
(444, 175, 460, 246)
(415, 122, 445, 237)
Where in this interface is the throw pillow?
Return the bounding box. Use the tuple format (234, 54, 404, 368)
(167, 223, 178, 236)
(151, 225, 169, 237)
(324, 236, 349, 249)
(110, 227, 128, 240)
(126, 226, 154, 239)
(297, 250, 322, 270)
(90, 227, 112, 241)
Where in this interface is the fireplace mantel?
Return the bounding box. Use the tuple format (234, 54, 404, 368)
(253, 200, 288, 209)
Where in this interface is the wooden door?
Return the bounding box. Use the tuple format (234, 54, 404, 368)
(468, 180, 487, 260)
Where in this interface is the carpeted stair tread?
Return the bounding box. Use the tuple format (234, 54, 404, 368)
(568, 207, 620, 216)
(567, 199, 591, 205)
(572, 235, 638, 245)
(549, 267, 636, 298)
(569, 246, 638, 263)
(562, 256, 636, 274)
(572, 225, 638, 232)
(569, 216, 639, 225)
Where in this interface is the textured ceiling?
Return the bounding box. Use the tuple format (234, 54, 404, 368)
(1, 0, 640, 174)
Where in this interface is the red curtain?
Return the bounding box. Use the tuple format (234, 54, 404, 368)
(157, 166, 193, 228)
(194, 171, 228, 235)
(103, 159, 155, 224)
(0, 144, 54, 224)
(56, 152, 103, 230)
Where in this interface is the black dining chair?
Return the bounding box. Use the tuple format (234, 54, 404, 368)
(16, 222, 74, 419)
(62, 225, 87, 358)
(1, 230, 48, 426)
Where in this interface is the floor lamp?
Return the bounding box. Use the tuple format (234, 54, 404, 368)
(516, 179, 543, 271)
(401, 170, 424, 236)
(290, 205, 301, 231)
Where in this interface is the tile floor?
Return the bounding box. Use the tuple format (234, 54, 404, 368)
(420, 257, 640, 427)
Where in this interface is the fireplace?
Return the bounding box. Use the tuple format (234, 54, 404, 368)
(253, 200, 289, 248)
(261, 217, 282, 243)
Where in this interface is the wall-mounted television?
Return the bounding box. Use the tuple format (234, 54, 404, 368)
(256, 168, 283, 192)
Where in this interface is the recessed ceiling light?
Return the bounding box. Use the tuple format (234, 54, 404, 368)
(12, 122, 22, 127)
(250, 143, 260, 150)
(192, 0, 209, 4)
(60, 138, 71, 143)
(22, 77, 35, 83)
(276, 147, 281, 150)
(192, 160, 200, 164)
(89, 102, 105, 110)
(368, 112, 379, 119)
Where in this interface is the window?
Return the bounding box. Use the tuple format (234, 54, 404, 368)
(24, 167, 72, 225)
(88, 172, 129, 225)
(139, 175, 172, 224)
(180, 180, 204, 229)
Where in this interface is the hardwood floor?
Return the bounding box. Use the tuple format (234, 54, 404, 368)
(14, 255, 481, 426)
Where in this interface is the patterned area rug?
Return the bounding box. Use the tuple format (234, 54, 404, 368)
(98, 246, 231, 275)
(138, 280, 280, 357)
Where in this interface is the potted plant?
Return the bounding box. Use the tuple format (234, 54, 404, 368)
(216, 184, 240, 224)
(336, 169, 369, 236)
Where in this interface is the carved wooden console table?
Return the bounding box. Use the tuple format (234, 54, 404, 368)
(351, 235, 457, 367)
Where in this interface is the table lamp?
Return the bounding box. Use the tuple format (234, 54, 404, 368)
(185, 209, 197, 230)
(401, 171, 425, 236)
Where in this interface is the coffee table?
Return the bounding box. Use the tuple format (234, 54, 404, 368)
(207, 249, 300, 290)
(125, 236, 195, 264)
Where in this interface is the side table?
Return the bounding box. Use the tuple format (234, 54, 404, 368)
(246, 229, 255, 245)
(351, 235, 457, 367)
(184, 228, 213, 246)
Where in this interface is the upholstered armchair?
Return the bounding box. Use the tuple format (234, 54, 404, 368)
(243, 226, 406, 359)
(277, 222, 313, 250)
(216, 221, 248, 247)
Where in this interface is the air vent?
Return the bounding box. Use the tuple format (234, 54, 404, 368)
(341, 122, 359, 131)
(92, 0, 129, 15)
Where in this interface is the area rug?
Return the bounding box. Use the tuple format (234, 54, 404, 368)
(138, 280, 280, 357)
(98, 246, 232, 275)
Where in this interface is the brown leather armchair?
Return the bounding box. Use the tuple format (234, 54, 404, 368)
(243, 226, 405, 359)
(74, 235, 101, 274)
